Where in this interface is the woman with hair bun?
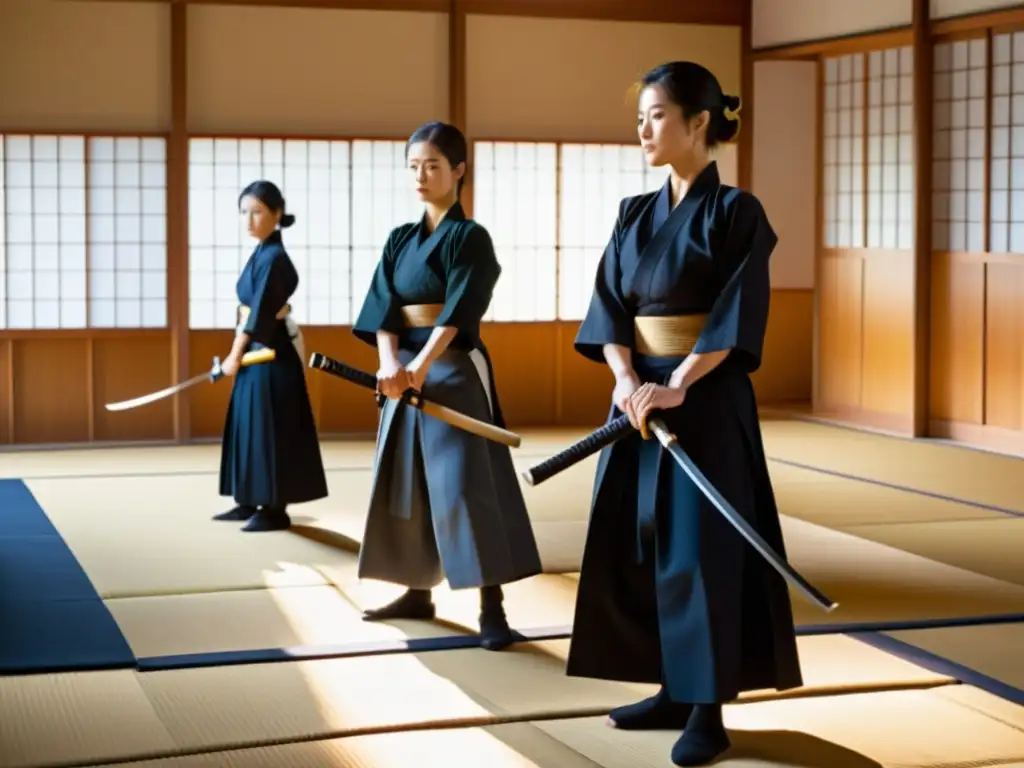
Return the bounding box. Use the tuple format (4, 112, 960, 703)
(565, 62, 803, 765)
(351, 121, 541, 651)
(213, 180, 328, 533)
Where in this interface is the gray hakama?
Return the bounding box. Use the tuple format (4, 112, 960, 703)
(350, 202, 541, 647)
(360, 343, 539, 590)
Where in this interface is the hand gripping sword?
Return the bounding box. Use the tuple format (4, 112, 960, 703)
(308, 351, 522, 448)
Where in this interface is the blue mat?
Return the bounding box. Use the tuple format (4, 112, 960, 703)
(0, 480, 136, 675)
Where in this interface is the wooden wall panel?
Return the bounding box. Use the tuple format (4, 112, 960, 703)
(557, 321, 615, 426)
(0, 342, 11, 445)
(929, 254, 1024, 456)
(481, 323, 559, 426)
(815, 249, 917, 433)
(11, 339, 91, 445)
(187, 330, 235, 439)
(4, 288, 815, 449)
(984, 260, 1024, 432)
(816, 251, 863, 410)
(305, 327, 383, 435)
(751, 288, 814, 403)
(929, 252, 985, 425)
(92, 334, 175, 442)
(860, 251, 914, 423)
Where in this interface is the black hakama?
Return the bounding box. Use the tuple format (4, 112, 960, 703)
(567, 162, 803, 761)
(218, 230, 328, 531)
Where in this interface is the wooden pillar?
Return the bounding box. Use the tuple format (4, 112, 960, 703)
(168, 3, 190, 442)
(737, 0, 753, 190)
(912, 0, 932, 436)
(449, 0, 472, 216)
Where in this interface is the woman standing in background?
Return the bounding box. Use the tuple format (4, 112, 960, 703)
(213, 180, 329, 533)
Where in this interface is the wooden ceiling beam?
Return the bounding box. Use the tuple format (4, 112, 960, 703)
(60, 0, 745, 26)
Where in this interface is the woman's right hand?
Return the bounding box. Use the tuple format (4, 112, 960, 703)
(376, 358, 411, 399)
(611, 370, 641, 413)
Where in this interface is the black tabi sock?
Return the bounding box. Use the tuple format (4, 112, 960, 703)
(478, 585, 515, 651)
(212, 505, 256, 522)
(671, 704, 730, 766)
(241, 505, 291, 532)
(363, 588, 436, 621)
(608, 685, 693, 730)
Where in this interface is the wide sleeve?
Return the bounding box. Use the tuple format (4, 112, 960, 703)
(241, 247, 297, 345)
(691, 193, 778, 373)
(351, 227, 408, 347)
(573, 198, 635, 364)
(433, 224, 500, 329)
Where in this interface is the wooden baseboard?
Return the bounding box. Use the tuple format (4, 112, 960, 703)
(929, 419, 1024, 458)
(806, 405, 916, 436)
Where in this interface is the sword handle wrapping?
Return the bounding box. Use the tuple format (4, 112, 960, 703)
(521, 414, 633, 486)
(242, 348, 277, 366)
(308, 351, 379, 391)
(210, 348, 278, 381)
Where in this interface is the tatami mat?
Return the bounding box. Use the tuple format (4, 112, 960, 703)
(760, 414, 1024, 515)
(779, 516, 1024, 625)
(88, 723, 607, 768)
(836, 517, 1024, 588)
(13, 417, 1024, 521)
(768, 462, 1005, 527)
(12, 424, 1024, 666)
(0, 634, 953, 768)
(5, 419, 1024, 768)
(107, 567, 582, 659)
(534, 684, 1024, 767)
(22, 474, 342, 598)
(877, 622, 1024, 693)
(80, 685, 1024, 768)
(105, 585, 431, 659)
(99, 514, 1024, 663)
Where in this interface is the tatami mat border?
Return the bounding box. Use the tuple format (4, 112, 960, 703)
(853, 632, 1024, 707)
(133, 613, 1024, 673)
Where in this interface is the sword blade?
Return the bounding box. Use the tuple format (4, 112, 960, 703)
(104, 372, 210, 412)
(648, 418, 838, 613)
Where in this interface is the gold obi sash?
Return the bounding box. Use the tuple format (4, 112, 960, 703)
(634, 313, 707, 357)
(236, 303, 303, 361)
(237, 303, 292, 327)
(401, 303, 444, 328)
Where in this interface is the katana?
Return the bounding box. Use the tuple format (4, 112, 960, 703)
(308, 351, 521, 448)
(521, 412, 838, 613)
(104, 348, 277, 412)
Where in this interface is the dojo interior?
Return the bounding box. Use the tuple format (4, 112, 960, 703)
(2, 0, 1024, 766)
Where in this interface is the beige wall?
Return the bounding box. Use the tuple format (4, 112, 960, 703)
(0, 0, 818, 445)
(753, 0, 1024, 49)
(0, 1, 171, 131)
(752, 60, 818, 290)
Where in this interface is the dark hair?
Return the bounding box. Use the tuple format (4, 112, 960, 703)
(406, 121, 468, 197)
(238, 180, 295, 228)
(639, 61, 741, 147)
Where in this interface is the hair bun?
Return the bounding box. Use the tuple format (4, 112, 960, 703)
(716, 93, 742, 143)
(280, 213, 296, 229)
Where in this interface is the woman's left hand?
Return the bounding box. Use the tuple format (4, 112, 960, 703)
(220, 353, 242, 377)
(405, 362, 428, 392)
(625, 383, 686, 440)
